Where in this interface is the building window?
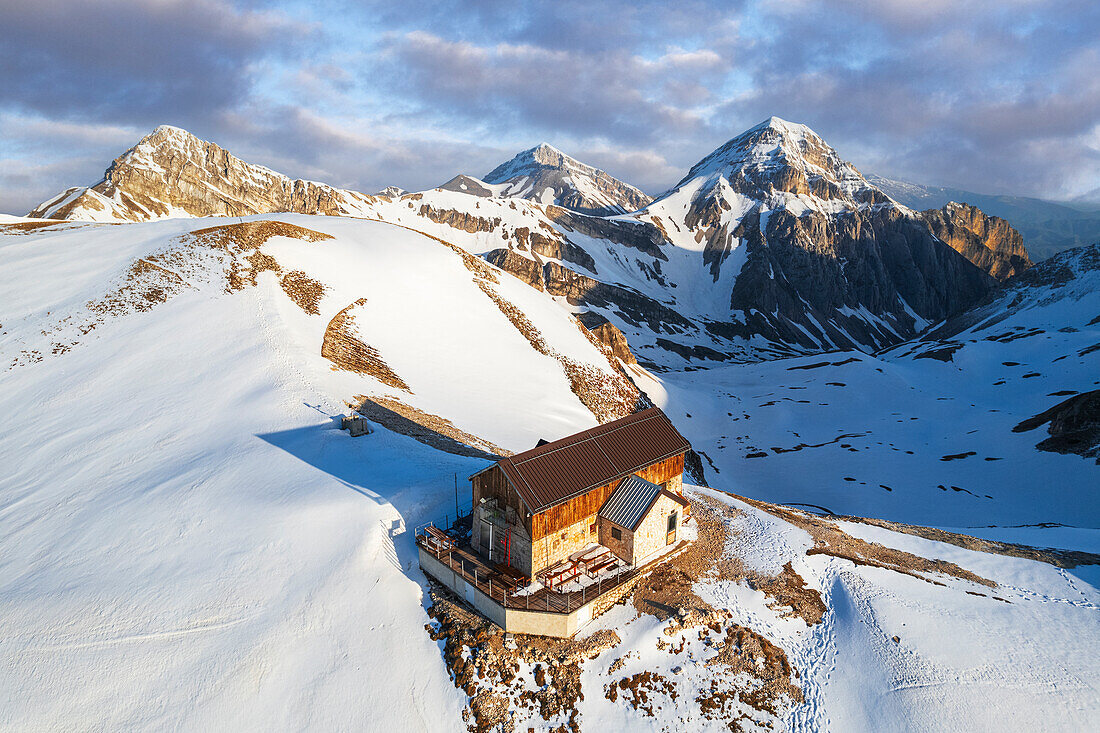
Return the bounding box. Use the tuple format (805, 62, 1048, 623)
(667, 513, 678, 532)
(589, 522, 596, 535)
(611, 527, 622, 541)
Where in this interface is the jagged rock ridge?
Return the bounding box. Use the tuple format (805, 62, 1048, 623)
(28, 126, 374, 222)
(919, 201, 1033, 280)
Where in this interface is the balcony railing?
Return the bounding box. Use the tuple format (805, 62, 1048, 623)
(414, 528, 657, 615)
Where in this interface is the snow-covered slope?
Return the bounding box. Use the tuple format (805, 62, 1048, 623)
(643, 244, 1100, 531)
(2, 217, 1098, 731)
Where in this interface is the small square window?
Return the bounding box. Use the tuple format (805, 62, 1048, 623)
(611, 527, 622, 541)
(589, 522, 596, 534)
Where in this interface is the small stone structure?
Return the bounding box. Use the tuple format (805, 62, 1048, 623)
(341, 414, 372, 437)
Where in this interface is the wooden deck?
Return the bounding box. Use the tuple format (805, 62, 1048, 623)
(416, 531, 687, 614)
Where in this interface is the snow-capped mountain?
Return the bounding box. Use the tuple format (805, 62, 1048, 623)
(661, 117, 888, 207)
(625, 117, 996, 353)
(27, 126, 375, 222)
(481, 143, 651, 215)
(25, 120, 1024, 364)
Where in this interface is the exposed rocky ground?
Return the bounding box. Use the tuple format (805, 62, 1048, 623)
(919, 201, 1033, 280)
(1013, 389, 1100, 463)
(28, 126, 376, 222)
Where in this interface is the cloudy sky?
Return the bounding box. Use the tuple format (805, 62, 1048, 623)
(2, 0, 1098, 213)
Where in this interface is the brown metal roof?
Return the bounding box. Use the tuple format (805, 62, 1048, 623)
(495, 408, 691, 514)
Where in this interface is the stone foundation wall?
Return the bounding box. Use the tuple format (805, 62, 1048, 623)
(418, 542, 690, 638)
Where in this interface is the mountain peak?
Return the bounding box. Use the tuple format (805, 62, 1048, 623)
(149, 124, 194, 138)
(530, 142, 564, 157)
(27, 127, 371, 222)
(480, 144, 650, 216)
(662, 117, 886, 208)
(485, 143, 577, 182)
(751, 115, 816, 137)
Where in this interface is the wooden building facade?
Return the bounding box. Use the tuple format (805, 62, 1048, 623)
(470, 408, 691, 579)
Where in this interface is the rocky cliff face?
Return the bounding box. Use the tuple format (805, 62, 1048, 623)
(634, 117, 996, 352)
(919, 202, 1033, 280)
(28, 126, 374, 222)
(482, 143, 651, 216)
(726, 206, 995, 350)
(27, 120, 1006, 363)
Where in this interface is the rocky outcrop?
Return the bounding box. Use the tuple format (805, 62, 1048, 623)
(483, 144, 651, 216)
(585, 318, 638, 365)
(920, 202, 1033, 280)
(513, 226, 597, 273)
(29, 126, 373, 222)
(541, 262, 693, 332)
(483, 247, 692, 334)
(417, 204, 501, 234)
(545, 207, 667, 260)
(484, 249, 544, 290)
(1013, 390, 1100, 463)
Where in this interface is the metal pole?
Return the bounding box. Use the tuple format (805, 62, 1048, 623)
(454, 473, 459, 520)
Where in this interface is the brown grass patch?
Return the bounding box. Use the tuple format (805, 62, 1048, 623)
(280, 270, 325, 315)
(733, 493, 996, 588)
(321, 299, 410, 391)
(0, 221, 66, 234)
(8, 219, 334, 370)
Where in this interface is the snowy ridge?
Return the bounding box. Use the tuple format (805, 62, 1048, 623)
(3, 212, 1100, 730)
